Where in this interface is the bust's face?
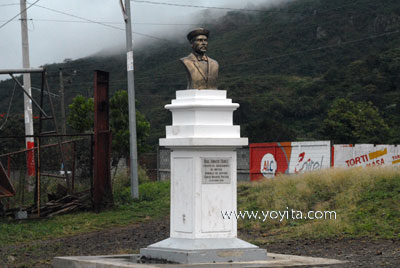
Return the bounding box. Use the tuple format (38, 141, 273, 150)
(191, 35, 208, 55)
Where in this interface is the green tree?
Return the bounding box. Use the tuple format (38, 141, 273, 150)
(110, 90, 150, 165)
(322, 98, 390, 144)
(67, 91, 150, 157)
(67, 95, 94, 133)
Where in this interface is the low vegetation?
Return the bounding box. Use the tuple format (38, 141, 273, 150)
(0, 168, 170, 246)
(238, 166, 400, 243)
(1, 167, 399, 247)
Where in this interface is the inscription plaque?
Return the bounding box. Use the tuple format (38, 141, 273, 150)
(202, 157, 231, 184)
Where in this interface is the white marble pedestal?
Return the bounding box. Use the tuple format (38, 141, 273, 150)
(140, 90, 267, 263)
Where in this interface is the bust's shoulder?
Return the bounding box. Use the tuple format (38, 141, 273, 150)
(180, 53, 196, 63)
(208, 57, 218, 66)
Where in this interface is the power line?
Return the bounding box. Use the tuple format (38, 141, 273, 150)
(19, 18, 223, 26)
(31, 86, 59, 98)
(0, 3, 19, 6)
(132, 0, 299, 13)
(0, 0, 40, 30)
(131, 0, 375, 14)
(317, 0, 379, 14)
(14, 0, 380, 28)
(30, 3, 181, 44)
(30, 26, 400, 85)
(14, 5, 378, 31)
(21, 18, 125, 24)
(34, 7, 383, 75)
(31, 3, 123, 30)
(220, 29, 400, 69)
(2, 4, 395, 87)
(17, 0, 385, 47)
(123, 29, 400, 82)
(40, 27, 400, 85)
(43, 69, 400, 90)
(55, 86, 400, 99)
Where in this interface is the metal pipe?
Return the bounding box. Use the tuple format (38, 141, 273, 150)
(0, 133, 94, 138)
(0, 139, 83, 157)
(10, 74, 48, 117)
(0, 68, 44, 74)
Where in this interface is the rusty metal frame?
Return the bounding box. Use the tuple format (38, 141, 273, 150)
(0, 138, 84, 158)
(0, 68, 70, 214)
(93, 70, 112, 211)
(0, 162, 16, 198)
(0, 67, 98, 215)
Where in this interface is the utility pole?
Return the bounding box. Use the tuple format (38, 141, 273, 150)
(59, 68, 66, 136)
(121, 0, 139, 199)
(20, 0, 35, 177)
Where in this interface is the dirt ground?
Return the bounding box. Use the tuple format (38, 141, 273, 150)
(1, 218, 399, 267)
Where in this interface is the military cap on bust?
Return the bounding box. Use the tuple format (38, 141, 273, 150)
(187, 28, 210, 42)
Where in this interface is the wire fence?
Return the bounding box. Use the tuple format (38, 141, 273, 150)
(0, 134, 93, 216)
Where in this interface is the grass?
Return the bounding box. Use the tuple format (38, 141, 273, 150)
(237, 166, 400, 243)
(0, 179, 170, 247)
(1, 166, 399, 247)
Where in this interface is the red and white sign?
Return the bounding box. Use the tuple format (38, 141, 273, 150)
(250, 141, 331, 181)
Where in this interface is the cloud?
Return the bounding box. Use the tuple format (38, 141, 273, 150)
(0, 0, 294, 74)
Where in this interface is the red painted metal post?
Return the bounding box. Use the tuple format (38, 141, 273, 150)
(93, 70, 113, 212)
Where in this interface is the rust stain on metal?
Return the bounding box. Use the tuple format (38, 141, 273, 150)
(93, 70, 113, 211)
(0, 162, 16, 198)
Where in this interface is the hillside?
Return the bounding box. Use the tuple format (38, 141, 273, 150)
(1, 0, 400, 149)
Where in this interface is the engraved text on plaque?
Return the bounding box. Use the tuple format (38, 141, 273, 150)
(202, 157, 231, 184)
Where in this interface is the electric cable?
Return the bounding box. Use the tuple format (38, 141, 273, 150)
(42, 23, 400, 85)
(221, 29, 400, 68)
(0, 3, 19, 6)
(131, 0, 376, 14)
(19, 18, 225, 26)
(132, 0, 297, 13)
(38, 4, 386, 76)
(109, 28, 400, 82)
(30, 3, 181, 44)
(31, 86, 59, 98)
(0, 0, 40, 29)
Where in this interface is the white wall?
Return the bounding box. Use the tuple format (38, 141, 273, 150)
(334, 144, 399, 168)
(288, 141, 331, 174)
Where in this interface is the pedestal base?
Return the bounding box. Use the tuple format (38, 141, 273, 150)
(140, 238, 267, 264)
(147, 90, 265, 264)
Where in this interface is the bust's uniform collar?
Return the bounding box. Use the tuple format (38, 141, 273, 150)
(190, 52, 208, 62)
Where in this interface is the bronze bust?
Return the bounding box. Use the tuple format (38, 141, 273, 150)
(180, 28, 219, 90)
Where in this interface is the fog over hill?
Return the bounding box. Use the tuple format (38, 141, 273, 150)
(0, 0, 289, 79)
(1, 0, 400, 149)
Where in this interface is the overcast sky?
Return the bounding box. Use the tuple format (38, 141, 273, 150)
(0, 0, 287, 80)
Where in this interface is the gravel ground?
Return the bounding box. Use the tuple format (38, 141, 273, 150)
(1, 218, 399, 267)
